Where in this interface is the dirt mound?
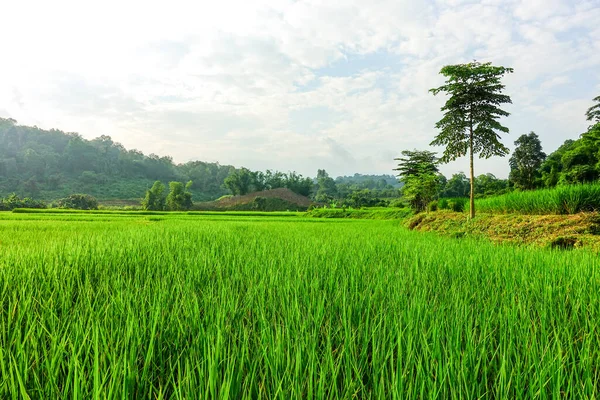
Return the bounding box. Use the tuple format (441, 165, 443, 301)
(215, 188, 313, 207)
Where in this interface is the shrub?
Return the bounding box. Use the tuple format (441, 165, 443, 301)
(448, 198, 467, 213)
(389, 198, 406, 208)
(0, 193, 46, 211)
(438, 198, 449, 210)
(427, 200, 438, 212)
(57, 194, 99, 210)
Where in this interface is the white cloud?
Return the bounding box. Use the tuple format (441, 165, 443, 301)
(0, 0, 598, 178)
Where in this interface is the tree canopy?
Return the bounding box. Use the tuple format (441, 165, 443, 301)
(586, 95, 600, 124)
(430, 61, 513, 218)
(509, 132, 546, 190)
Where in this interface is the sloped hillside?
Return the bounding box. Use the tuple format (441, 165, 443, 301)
(407, 210, 600, 251)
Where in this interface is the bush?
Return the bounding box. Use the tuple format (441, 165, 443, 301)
(57, 194, 99, 210)
(427, 201, 438, 212)
(0, 194, 46, 211)
(388, 198, 406, 208)
(448, 198, 467, 213)
(438, 198, 449, 210)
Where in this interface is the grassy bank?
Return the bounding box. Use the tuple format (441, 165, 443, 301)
(474, 183, 600, 215)
(307, 207, 412, 220)
(407, 210, 600, 251)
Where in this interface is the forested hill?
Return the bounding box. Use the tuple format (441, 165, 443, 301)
(0, 118, 236, 201)
(0, 118, 402, 202)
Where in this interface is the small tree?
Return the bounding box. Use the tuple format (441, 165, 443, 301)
(395, 150, 441, 212)
(142, 181, 166, 211)
(509, 132, 546, 190)
(166, 181, 193, 211)
(402, 170, 442, 213)
(315, 169, 337, 203)
(430, 61, 513, 218)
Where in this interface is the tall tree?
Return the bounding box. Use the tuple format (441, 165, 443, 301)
(586, 95, 600, 125)
(509, 132, 546, 190)
(430, 61, 513, 218)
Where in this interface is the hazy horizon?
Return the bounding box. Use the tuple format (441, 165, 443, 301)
(1, 0, 599, 178)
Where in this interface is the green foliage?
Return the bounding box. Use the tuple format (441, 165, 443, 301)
(540, 124, 600, 187)
(224, 168, 314, 197)
(142, 181, 166, 211)
(234, 197, 307, 212)
(394, 150, 439, 177)
(436, 197, 467, 212)
(0, 193, 46, 211)
(2, 212, 600, 397)
(441, 172, 470, 198)
(427, 200, 438, 212)
(438, 198, 449, 210)
(402, 172, 442, 212)
(586, 95, 600, 124)
(509, 132, 546, 190)
(388, 198, 406, 208)
(0, 118, 235, 201)
(395, 150, 441, 212)
(430, 61, 513, 217)
(448, 198, 467, 212)
(429, 62, 514, 161)
(342, 189, 389, 208)
(57, 194, 99, 210)
(475, 182, 600, 214)
(224, 167, 253, 195)
(335, 174, 401, 200)
(307, 207, 412, 219)
(315, 169, 337, 202)
(166, 181, 193, 211)
(473, 173, 510, 197)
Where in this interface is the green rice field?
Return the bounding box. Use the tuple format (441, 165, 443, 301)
(1, 211, 600, 398)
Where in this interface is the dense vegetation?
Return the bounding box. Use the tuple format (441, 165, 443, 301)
(0, 117, 398, 205)
(1, 212, 600, 398)
(475, 182, 600, 215)
(0, 117, 235, 201)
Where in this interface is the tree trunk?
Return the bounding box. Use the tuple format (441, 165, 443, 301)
(469, 125, 475, 219)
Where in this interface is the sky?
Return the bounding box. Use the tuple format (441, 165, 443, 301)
(1, 0, 599, 179)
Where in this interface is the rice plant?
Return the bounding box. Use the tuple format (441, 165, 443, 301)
(1, 212, 599, 398)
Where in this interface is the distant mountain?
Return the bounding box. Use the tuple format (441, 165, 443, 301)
(335, 173, 402, 189)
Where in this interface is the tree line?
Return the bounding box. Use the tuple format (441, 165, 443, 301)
(0, 118, 399, 207)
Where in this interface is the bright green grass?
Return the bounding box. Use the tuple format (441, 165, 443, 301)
(475, 183, 600, 215)
(1, 213, 599, 398)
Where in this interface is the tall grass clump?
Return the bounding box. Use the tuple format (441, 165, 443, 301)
(438, 197, 468, 212)
(475, 182, 600, 214)
(1, 213, 600, 398)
